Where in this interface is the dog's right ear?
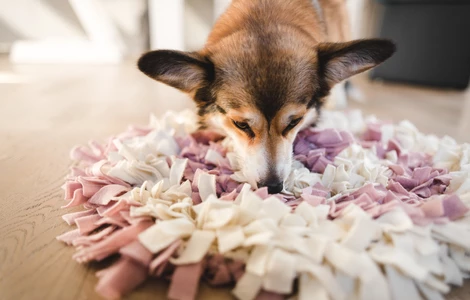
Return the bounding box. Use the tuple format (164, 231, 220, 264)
(317, 39, 396, 87)
(137, 50, 215, 95)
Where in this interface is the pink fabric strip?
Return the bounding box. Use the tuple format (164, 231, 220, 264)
(72, 220, 152, 263)
(75, 214, 102, 234)
(56, 228, 81, 245)
(88, 184, 130, 205)
(62, 209, 96, 226)
(72, 226, 117, 247)
(95, 257, 148, 300)
(61, 188, 88, 209)
(119, 240, 154, 267)
(149, 240, 182, 275)
(168, 261, 204, 300)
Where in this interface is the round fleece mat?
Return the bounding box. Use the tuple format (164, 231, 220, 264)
(57, 109, 470, 300)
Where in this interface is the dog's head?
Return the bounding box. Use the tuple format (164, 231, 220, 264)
(138, 36, 395, 193)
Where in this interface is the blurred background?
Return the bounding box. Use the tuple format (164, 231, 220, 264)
(0, 0, 469, 140)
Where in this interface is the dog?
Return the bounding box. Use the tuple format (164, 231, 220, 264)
(137, 0, 395, 194)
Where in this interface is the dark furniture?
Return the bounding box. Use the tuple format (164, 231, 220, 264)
(370, 0, 470, 89)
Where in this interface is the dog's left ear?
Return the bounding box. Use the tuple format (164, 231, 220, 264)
(137, 50, 214, 96)
(317, 39, 396, 87)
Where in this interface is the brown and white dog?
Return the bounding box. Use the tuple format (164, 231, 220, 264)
(138, 0, 395, 194)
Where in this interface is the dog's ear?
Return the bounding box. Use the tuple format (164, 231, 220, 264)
(137, 50, 214, 95)
(317, 39, 396, 87)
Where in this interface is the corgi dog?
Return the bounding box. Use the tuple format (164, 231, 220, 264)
(138, 0, 395, 194)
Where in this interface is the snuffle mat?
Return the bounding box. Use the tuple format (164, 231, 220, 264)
(58, 109, 470, 300)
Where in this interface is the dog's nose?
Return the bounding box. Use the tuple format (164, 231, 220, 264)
(265, 182, 283, 194)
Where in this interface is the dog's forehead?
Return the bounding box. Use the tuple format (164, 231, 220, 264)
(210, 31, 318, 121)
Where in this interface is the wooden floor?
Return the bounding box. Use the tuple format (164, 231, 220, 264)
(0, 56, 469, 300)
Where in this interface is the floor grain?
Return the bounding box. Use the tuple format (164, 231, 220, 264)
(0, 57, 469, 300)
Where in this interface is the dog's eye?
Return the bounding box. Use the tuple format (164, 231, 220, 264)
(288, 117, 302, 129)
(232, 120, 255, 137)
(283, 117, 302, 135)
(232, 120, 250, 131)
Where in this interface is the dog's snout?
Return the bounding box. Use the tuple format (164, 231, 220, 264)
(260, 181, 283, 194)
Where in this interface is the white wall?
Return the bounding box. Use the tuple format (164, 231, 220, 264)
(0, 0, 147, 55)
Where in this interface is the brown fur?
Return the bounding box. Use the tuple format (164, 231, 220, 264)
(137, 0, 396, 192)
